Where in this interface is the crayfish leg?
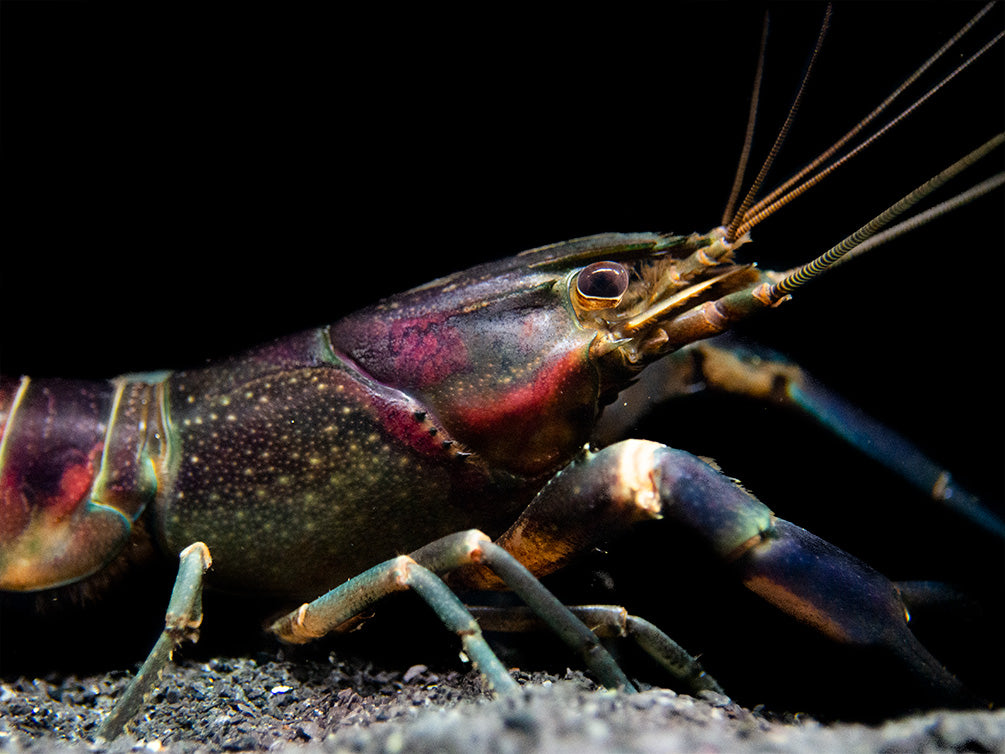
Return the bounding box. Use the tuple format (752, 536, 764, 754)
(268, 530, 643, 696)
(468, 604, 725, 697)
(95, 541, 211, 741)
(267, 543, 517, 695)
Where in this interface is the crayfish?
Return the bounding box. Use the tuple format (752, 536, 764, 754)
(1, 2, 1003, 741)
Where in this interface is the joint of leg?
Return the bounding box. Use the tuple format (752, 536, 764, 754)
(931, 471, 951, 501)
(165, 623, 201, 645)
(178, 541, 212, 570)
(454, 530, 490, 564)
(276, 603, 324, 644)
(455, 623, 482, 640)
(409, 530, 491, 573)
(165, 610, 204, 634)
(390, 555, 417, 587)
(574, 606, 629, 638)
(599, 606, 629, 638)
(725, 524, 773, 563)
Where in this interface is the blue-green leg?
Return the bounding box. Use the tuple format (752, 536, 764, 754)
(268, 549, 518, 694)
(410, 531, 635, 692)
(469, 604, 725, 696)
(269, 530, 642, 694)
(95, 542, 212, 741)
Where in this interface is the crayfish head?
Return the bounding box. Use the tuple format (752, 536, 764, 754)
(328, 229, 767, 479)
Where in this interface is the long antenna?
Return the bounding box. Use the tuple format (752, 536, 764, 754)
(724, 5, 832, 243)
(720, 13, 770, 228)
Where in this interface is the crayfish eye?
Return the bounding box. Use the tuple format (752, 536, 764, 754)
(574, 261, 630, 310)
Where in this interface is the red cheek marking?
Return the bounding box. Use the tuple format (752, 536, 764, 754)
(463, 350, 586, 431)
(448, 348, 596, 475)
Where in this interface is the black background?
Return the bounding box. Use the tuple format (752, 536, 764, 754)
(1, 2, 1003, 718)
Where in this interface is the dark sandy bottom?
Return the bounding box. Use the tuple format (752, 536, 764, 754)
(2, 645, 1003, 754)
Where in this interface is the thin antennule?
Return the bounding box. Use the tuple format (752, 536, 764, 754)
(765, 134, 1004, 302)
(724, 4, 832, 243)
(733, 4, 1001, 239)
(721, 14, 770, 228)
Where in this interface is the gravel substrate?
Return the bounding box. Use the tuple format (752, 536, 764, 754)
(2, 647, 1003, 754)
